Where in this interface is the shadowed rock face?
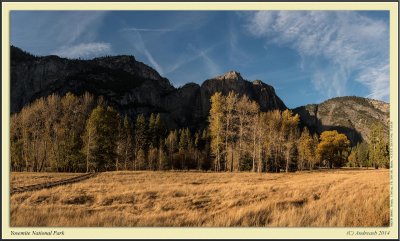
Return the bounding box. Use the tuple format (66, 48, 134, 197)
(293, 96, 390, 145)
(10, 47, 286, 130)
(10, 46, 389, 139)
(10, 46, 174, 113)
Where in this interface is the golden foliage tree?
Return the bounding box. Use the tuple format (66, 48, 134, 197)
(317, 130, 350, 168)
(209, 92, 225, 171)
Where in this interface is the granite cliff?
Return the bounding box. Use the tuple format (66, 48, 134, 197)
(11, 46, 286, 129)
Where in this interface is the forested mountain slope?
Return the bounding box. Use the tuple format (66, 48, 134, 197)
(293, 96, 389, 144)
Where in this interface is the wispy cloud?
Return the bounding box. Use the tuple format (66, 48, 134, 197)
(188, 44, 222, 77)
(116, 11, 218, 82)
(119, 11, 214, 34)
(227, 20, 252, 65)
(11, 11, 109, 55)
(243, 11, 389, 102)
(120, 28, 174, 32)
(358, 63, 390, 100)
(199, 50, 221, 77)
(164, 43, 221, 75)
(123, 30, 164, 75)
(143, 47, 164, 76)
(52, 42, 112, 59)
(62, 11, 108, 44)
(162, 43, 223, 87)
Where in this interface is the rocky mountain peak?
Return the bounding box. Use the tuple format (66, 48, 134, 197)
(252, 80, 263, 86)
(215, 71, 243, 81)
(200, 71, 287, 117)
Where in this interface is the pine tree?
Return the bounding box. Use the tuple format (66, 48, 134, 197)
(155, 113, 166, 148)
(369, 123, 389, 169)
(178, 128, 192, 169)
(134, 114, 147, 170)
(148, 113, 157, 148)
(10, 114, 23, 171)
(148, 145, 158, 170)
(136, 148, 146, 170)
(357, 142, 369, 168)
(281, 110, 300, 172)
(116, 115, 123, 171)
(166, 130, 178, 170)
(158, 139, 167, 170)
(201, 129, 211, 170)
(194, 131, 201, 170)
(123, 115, 134, 170)
(348, 148, 358, 167)
(82, 105, 119, 172)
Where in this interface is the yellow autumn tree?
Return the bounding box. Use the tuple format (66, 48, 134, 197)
(209, 92, 225, 171)
(317, 130, 350, 168)
(298, 127, 312, 171)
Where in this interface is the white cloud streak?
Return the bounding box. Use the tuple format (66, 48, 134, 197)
(227, 20, 252, 65)
(187, 44, 222, 77)
(244, 11, 389, 101)
(64, 11, 108, 44)
(164, 43, 221, 75)
(52, 42, 112, 59)
(199, 50, 221, 77)
(123, 30, 164, 75)
(359, 63, 390, 100)
(120, 28, 174, 32)
(12, 11, 109, 54)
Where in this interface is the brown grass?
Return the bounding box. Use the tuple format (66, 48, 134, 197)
(10, 169, 390, 227)
(11, 172, 84, 188)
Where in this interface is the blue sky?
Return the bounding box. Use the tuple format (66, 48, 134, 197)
(10, 11, 390, 108)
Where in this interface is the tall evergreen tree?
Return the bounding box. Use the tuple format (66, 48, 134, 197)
(178, 128, 192, 169)
(148, 113, 157, 148)
(357, 142, 370, 168)
(134, 114, 147, 170)
(122, 115, 134, 170)
(369, 123, 389, 168)
(166, 130, 178, 170)
(82, 105, 119, 172)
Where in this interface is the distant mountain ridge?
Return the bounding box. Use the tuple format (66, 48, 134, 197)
(10, 46, 286, 130)
(293, 96, 389, 144)
(10, 46, 389, 144)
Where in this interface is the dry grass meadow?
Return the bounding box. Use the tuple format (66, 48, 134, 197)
(11, 172, 83, 188)
(10, 169, 390, 227)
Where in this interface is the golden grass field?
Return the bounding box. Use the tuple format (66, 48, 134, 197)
(11, 172, 83, 188)
(10, 169, 390, 227)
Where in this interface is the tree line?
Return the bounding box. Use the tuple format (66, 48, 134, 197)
(10, 92, 389, 172)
